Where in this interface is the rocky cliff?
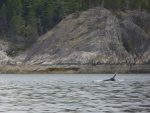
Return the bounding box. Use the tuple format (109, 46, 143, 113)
(22, 7, 149, 65)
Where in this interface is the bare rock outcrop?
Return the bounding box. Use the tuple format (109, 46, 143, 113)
(0, 40, 16, 65)
(0, 51, 15, 65)
(24, 7, 150, 65)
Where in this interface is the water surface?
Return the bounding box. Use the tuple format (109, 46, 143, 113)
(0, 74, 150, 113)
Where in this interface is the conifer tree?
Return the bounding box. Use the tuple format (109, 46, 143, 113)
(7, 0, 25, 37)
(0, 0, 149, 50)
(26, 8, 38, 42)
(0, 4, 7, 37)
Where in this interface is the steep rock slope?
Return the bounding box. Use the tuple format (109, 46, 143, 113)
(120, 11, 150, 64)
(25, 7, 150, 65)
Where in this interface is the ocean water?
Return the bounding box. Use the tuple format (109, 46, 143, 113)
(0, 74, 150, 113)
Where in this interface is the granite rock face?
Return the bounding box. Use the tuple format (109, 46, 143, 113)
(127, 11, 150, 37)
(24, 7, 150, 65)
(0, 41, 16, 65)
(120, 10, 150, 64)
(0, 51, 16, 65)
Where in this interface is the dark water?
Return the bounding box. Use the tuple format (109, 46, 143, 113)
(0, 74, 150, 113)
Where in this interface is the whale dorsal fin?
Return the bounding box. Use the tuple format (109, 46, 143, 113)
(112, 69, 119, 79)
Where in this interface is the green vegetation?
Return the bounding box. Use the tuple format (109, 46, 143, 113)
(0, 0, 150, 56)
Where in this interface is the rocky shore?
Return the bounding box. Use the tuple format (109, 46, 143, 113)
(0, 64, 150, 74)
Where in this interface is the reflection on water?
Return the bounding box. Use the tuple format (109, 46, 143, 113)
(0, 74, 150, 113)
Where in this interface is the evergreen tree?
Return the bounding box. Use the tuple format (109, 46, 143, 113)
(7, 0, 25, 37)
(0, 0, 8, 8)
(25, 8, 38, 43)
(0, 0, 149, 56)
(0, 4, 7, 37)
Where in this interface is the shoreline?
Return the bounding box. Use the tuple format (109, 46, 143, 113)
(0, 64, 150, 74)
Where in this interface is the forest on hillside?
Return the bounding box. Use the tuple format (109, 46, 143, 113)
(0, 0, 150, 56)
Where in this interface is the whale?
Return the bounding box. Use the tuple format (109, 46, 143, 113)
(103, 70, 118, 81)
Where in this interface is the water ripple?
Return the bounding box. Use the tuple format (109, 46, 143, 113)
(0, 74, 150, 113)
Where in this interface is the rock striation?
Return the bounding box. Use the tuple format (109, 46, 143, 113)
(24, 7, 150, 65)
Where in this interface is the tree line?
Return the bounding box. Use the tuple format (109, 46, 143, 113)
(0, 0, 150, 55)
